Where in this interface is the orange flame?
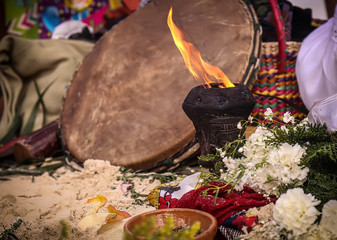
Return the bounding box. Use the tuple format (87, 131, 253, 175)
(167, 7, 234, 88)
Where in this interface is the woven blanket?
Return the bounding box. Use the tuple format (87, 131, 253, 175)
(251, 42, 307, 121)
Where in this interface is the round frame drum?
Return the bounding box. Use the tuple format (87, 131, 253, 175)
(60, 0, 260, 170)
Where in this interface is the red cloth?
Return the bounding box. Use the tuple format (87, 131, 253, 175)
(176, 181, 277, 225)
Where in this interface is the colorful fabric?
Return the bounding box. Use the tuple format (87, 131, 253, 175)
(148, 176, 276, 238)
(5, 0, 38, 38)
(251, 42, 307, 120)
(222, 211, 258, 231)
(4, 0, 136, 39)
(37, 0, 110, 38)
(147, 172, 201, 209)
(218, 211, 258, 240)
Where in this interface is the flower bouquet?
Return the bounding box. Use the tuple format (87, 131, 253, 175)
(149, 109, 337, 240)
(205, 108, 337, 239)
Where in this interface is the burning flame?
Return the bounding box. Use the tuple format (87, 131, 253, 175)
(167, 7, 235, 88)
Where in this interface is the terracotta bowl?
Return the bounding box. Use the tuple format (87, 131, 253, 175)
(123, 208, 217, 240)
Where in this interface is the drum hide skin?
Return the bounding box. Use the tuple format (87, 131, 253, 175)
(60, 0, 259, 170)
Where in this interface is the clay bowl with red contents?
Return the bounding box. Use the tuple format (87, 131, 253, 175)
(123, 208, 217, 240)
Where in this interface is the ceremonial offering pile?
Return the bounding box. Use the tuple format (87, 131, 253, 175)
(148, 109, 337, 240)
(1, 110, 336, 240)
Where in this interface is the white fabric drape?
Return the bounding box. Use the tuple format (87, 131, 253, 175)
(296, 5, 337, 111)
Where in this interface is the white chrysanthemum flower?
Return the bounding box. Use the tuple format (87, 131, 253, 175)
(267, 143, 308, 185)
(221, 126, 309, 195)
(248, 115, 254, 124)
(319, 200, 337, 237)
(273, 188, 321, 236)
(283, 111, 295, 124)
(264, 107, 274, 121)
(268, 143, 305, 165)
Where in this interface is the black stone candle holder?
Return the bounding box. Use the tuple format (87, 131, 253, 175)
(182, 84, 256, 167)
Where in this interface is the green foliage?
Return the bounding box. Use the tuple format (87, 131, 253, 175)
(200, 181, 233, 205)
(0, 218, 23, 240)
(0, 156, 66, 176)
(0, 112, 22, 144)
(270, 123, 336, 147)
(198, 136, 245, 175)
(198, 152, 222, 171)
(22, 80, 55, 136)
(58, 220, 69, 240)
(221, 138, 246, 159)
(199, 119, 337, 206)
(304, 170, 337, 211)
(269, 123, 337, 205)
(127, 187, 149, 206)
(198, 151, 226, 176)
(213, 161, 225, 175)
(198, 153, 222, 163)
(118, 167, 178, 184)
(277, 181, 302, 196)
(124, 216, 201, 240)
(0, 157, 66, 177)
(117, 168, 178, 205)
(199, 171, 220, 185)
(302, 142, 337, 173)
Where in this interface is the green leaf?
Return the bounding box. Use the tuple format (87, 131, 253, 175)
(264, 175, 275, 184)
(236, 169, 245, 181)
(21, 79, 55, 135)
(0, 112, 22, 144)
(0, 217, 23, 240)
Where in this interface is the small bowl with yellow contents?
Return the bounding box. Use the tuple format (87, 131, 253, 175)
(123, 208, 217, 240)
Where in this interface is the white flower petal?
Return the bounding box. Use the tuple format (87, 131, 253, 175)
(273, 188, 320, 236)
(320, 200, 337, 237)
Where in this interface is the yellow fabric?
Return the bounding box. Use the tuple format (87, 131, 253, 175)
(0, 35, 93, 140)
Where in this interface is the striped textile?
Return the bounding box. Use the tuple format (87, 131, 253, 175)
(251, 42, 307, 120)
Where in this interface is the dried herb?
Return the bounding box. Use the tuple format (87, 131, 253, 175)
(118, 167, 178, 184)
(127, 187, 149, 206)
(117, 167, 179, 205)
(0, 157, 66, 177)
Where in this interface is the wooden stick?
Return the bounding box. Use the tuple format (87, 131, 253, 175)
(13, 121, 62, 162)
